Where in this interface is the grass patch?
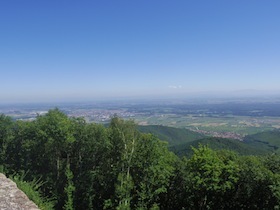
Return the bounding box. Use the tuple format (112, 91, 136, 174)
(11, 172, 55, 210)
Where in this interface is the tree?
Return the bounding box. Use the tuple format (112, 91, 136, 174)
(0, 114, 13, 172)
(185, 145, 239, 209)
(64, 163, 75, 210)
(35, 109, 75, 209)
(161, 158, 187, 210)
(106, 117, 176, 209)
(5, 120, 37, 175)
(131, 134, 175, 209)
(108, 117, 138, 209)
(233, 155, 280, 209)
(72, 122, 112, 210)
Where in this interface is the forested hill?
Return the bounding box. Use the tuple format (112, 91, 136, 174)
(170, 137, 270, 157)
(138, 125, 205, 146)
(1, 109, 280, 209)
(244, 129, 280, 153)
(139, 125, 280, 156)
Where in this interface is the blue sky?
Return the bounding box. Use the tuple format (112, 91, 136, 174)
(0, 0, 280, 102)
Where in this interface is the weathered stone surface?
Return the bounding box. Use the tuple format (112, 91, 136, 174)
(0, 173, 40, 210)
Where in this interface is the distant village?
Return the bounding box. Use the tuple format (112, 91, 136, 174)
(188, 128, 244, 141)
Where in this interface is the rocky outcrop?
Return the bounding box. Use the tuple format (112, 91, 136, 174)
(0, 173, 39, 210)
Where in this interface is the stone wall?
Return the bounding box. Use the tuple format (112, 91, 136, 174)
(0, 173, 39, 210)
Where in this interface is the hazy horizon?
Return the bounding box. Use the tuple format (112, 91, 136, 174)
(1, 1, 280, 103)
(1, 90, 280, 105)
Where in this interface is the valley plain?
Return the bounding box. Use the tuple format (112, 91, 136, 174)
(1, 97, 280, 138)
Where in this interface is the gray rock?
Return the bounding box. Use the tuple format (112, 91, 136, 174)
(0, 173, 40, 210)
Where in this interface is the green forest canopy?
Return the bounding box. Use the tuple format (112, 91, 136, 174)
(1, 109, 280, 210)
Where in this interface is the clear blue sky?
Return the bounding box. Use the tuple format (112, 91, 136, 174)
(1, 0, 280, 102)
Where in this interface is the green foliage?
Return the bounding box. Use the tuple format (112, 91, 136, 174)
(107, 117, 176, 209)
(2, 109, 280, 209)
(109, 117, 137, 209)
(185, 145, 239, 209)
(233, 156, 280, 209)
(0, 114, 13, 172)
(131, 134, 175, 209)
(138, 124, 205, 146)
(244, 129, 280, 152)
(115, 173, 133, 210)
(64, 164, 75, 210)
(11, 172, 54, 210)
(171, 137, 269, 157)
(264, 154, 280, 173)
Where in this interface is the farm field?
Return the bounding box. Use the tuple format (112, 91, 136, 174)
(135, 114, 280, 136)
(2, 99, 280, 136)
